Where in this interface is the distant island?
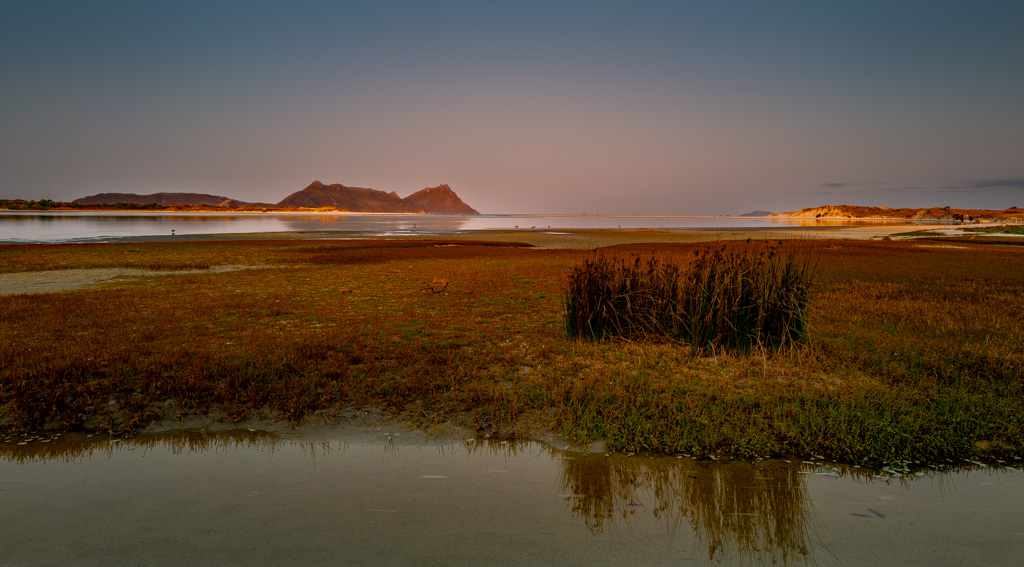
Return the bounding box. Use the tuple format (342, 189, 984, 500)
(36, 181, 479, 214)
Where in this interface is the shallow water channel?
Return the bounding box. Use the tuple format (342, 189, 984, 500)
(2, 426, 1022, 566)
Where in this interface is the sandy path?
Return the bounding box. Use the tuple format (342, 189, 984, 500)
(0, 265, 262, 296)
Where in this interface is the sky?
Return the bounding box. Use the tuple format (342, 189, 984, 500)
(2, 1, 1022, 215)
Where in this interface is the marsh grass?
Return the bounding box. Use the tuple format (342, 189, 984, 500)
(1, 238, 1022, 464)
(564, 242, 816, 353)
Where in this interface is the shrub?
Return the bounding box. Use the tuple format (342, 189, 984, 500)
(564, 242, 817, 353)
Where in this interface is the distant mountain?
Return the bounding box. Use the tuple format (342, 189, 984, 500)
(402, 184, 479, 214)
(740, 210, 773, 217)
(70, 182, 480, 213)
(73, 192, 246, 206)
(276, 181, 479, 214)
(277, 181, 411, 212)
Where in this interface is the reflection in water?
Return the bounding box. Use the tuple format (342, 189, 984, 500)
(560, 455, 812, 563)
(0, 429, 276, 464)
(1, 431, 1016, 566)
(0, 213, 294, 242)
(280, 214, 472, 235)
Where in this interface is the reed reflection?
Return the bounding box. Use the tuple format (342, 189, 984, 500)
(559, 454, 813, 564)
(0, 429, 278, 464)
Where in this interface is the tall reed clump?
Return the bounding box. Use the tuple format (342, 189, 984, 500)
(563, 255, 681, 342)
(564, 242, 817, 353)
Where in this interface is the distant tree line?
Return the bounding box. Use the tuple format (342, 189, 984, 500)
(0, 199, 79, 210)
(0, 199, 174, 211)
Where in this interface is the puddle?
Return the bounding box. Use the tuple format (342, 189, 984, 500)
(1, 429, 1022, 566)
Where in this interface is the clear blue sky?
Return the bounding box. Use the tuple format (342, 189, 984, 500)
(2, 1, 1022, 214)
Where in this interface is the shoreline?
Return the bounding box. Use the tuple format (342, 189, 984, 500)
(109, 222, 966, 248)
(0, 207, 984, 223)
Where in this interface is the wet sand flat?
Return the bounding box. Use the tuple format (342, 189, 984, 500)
(443, 224, 928, 248)
(0, 265, 267, 296)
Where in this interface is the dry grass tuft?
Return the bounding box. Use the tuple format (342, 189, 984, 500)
(564, 242, 816, 353)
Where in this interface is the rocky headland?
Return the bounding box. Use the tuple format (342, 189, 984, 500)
(777, 205, 1021, 222)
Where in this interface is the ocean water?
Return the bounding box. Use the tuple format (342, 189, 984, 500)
(0, 211, 914, 243)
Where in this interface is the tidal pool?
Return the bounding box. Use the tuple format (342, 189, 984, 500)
(1, 426, 1021, 566)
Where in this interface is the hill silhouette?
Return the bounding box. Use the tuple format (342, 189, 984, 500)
(73, 192, 246, 206)
(277, 181, 411, 212)
(276, 181, 478, 214)
(399, 184, 479, 214)
(71, 181, 480, 213)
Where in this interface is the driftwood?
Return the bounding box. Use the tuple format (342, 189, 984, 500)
(427, 279, 450, 293)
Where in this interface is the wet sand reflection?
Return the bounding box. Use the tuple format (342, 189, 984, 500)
(559, 454, 813, 563)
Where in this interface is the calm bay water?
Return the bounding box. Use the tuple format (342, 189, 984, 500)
(1, 428, 1021, 566)
(0, 211, 910, 243)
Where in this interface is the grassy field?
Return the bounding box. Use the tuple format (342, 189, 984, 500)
(1, 236, 1022, 465)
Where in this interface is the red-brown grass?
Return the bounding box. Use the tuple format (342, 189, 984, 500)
(2, 238, 1022, 464)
